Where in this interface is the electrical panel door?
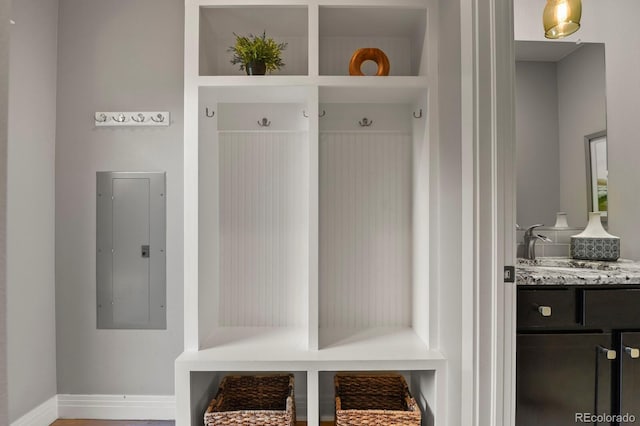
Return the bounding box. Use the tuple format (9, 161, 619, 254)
(96, 172, 166, 329)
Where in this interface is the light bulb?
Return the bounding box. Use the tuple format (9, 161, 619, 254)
(556, 2, 568, 22)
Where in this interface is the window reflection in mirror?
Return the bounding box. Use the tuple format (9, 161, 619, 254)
(586, 131, 607, 220)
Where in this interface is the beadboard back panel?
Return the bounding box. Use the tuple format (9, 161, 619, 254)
(319, 131, 412, 328)
(218, 131, 308, 327)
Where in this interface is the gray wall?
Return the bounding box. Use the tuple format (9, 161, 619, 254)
(0, 0, 10, 422)
(55, 0, 184, 395)
(557, 43, 606, 227)
(7, 0, 59, 421)
(515, 61, 560, 227)
(515, 0, 640, 259)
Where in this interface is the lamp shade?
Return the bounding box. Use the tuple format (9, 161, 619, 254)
(543, 0, 582, 39)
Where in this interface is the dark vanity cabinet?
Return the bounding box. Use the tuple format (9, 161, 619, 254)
(620, 332, 640, 422)
(517, 287, 640, 425)
(517, 333, 614, 425)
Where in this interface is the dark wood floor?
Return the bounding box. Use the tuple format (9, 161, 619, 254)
(51, 421, 332, 426)
(51, 422, 175, 426)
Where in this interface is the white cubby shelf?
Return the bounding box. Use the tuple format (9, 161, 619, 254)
(196, 2, 428, 78)
(180, 1, 442, 425)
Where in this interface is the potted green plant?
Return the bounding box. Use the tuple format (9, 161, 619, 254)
(228, 31, 287, 75)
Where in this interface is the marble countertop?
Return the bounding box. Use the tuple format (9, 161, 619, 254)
(516, 257, 640, 286)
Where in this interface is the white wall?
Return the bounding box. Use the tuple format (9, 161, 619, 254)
(515, 61, 560, 227)
(515, 0, 640, 259)
(557, 43, 606, 227)
(7, 0, 59, 421)
(55, 0, 184, 395)
(437, 0, 462, 425)
(0, 0, 10, 422)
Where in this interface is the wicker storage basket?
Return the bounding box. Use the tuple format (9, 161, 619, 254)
(204, 374, 296, 426)
(334, 373, 421, 426)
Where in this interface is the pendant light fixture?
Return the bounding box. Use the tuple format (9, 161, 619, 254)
(543, 0, 582, 39)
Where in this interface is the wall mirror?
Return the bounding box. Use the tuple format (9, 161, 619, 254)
(515, 40, 607, 230)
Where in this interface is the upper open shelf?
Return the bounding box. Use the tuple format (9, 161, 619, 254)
(199, 6, 309, 76)
(197, 5, 428, 77)
(319, 6, 427, 76)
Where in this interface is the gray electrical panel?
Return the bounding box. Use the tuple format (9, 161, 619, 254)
(97, 171, 166, 329)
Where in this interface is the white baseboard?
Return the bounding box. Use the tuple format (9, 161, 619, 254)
(11, 396, 58, 426)
(57, 394, 176, 420)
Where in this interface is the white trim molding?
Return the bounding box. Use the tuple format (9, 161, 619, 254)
(10, 396, 58, 426)
(57, 394, 176, 421)
(465, 0, 516, 425)
(11, 394, 176, 425)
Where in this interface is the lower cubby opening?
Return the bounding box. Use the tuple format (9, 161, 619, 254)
(318, 370, 435, 426)
(190, 371, 308, 426)
(188, 369, 435, 426)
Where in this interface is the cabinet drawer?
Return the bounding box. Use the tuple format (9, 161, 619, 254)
(585, 289, 640, 328)
(518, 288, 579, 329)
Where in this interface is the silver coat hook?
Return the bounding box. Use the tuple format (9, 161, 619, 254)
(205, 107, 215, 118)
(304, 110, 326, 118)
(413, 109, 423, 118)
(359, 117, 373, 127)
(258, 117, 271, 127)
(131, 113, 146, 123)
(150, 113, 165, 123)
(113, 113, 127, 123)
(95, 113, 108, 123)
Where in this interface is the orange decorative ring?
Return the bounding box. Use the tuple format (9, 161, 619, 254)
(349, 48, 390, 76)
